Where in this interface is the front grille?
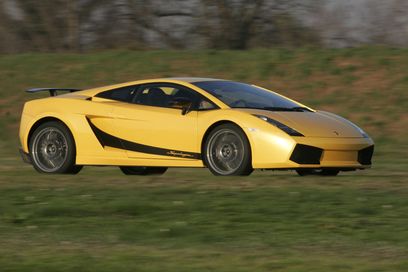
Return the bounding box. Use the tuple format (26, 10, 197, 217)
(358, 145, 374, 165)
(290, 144, 323, 164)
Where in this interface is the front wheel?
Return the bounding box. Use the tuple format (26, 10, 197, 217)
(120, 166, 168, 175)
(203, 124, 253, 176)
(29, 121, 82, 174)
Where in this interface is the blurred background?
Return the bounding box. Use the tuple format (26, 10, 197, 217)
(0, 1, 408, 272)
(1, 0, 408, 52)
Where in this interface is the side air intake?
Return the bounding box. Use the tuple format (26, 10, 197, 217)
(358, 145, 374, 165)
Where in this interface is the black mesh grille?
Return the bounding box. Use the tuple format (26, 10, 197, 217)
(290, 144, 323, 164)
(358, 145, 374, 165)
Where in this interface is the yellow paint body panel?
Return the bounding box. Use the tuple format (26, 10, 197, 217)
(19, 78, 374, 170)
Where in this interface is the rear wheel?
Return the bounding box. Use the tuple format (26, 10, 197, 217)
(203, 124, 253, 176)
(120, 166, 168, 175)
(29, 121, 82, 174)
(296, 169, 339, 176)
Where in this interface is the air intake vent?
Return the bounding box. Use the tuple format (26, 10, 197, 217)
(290, 144, 323, 164)
(358, 145, 374, 165)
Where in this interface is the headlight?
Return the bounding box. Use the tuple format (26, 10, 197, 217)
(253, 115, 304, 136)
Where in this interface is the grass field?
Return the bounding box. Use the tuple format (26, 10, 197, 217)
(0, 48, 407, 271)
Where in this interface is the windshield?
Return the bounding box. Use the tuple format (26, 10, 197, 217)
(193, 81, 302, 110)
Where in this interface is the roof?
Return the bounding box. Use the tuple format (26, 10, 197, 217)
(75, 77, 229, 97)
(166, 77, 227, 83)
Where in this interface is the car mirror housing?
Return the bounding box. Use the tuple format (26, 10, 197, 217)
(169, 97, 193, 115)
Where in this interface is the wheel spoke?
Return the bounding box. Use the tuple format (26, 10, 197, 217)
(48, 158, 56, 168)
(222, 160, 232, 171)
(46, 129, 54, 141)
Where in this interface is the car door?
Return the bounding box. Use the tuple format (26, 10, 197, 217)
(85, 85, 138, 157)
(110, 83, 204, 160)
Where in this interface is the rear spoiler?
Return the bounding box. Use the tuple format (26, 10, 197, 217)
(26, 88, 81, 97)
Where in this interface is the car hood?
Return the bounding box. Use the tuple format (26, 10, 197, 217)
(235, 108, 363, 138)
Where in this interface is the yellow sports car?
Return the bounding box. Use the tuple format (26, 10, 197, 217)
(19, 77, 374, 176)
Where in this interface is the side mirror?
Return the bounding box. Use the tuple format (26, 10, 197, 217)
(169, 97, 193, 115)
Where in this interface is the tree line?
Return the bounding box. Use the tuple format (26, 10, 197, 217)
(0, 0, 407, 53)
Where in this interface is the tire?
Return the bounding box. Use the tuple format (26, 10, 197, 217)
(29, 121, 82, 174)
(120, 166, 168, 175)
(296, 169, 339, 176)
(203, 123, 253, 176)
(296, 169, 314, 176)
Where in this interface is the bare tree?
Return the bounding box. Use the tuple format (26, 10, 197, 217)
(0, 0, 79, 51)
(67, 0, 80, 51)
(199, 0, 264, 49)
(198, 0, 318, 49)
(1, 0, 407, 52)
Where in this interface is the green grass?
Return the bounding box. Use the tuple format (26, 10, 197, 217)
(1, 47, 408, 271)
(0, 165, 407, 272)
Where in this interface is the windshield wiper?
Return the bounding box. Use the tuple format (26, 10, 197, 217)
(291, 107, 312, 112)
(231, 106, 313, 112)
(263, 107, 312, 112)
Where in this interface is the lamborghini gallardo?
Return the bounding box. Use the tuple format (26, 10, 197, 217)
(19, 78, 374, 176)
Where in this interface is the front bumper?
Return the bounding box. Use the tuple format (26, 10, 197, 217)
(252, 134, 374, 169)
(289, 143, 374, 168)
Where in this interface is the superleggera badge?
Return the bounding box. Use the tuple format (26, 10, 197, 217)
(167, 151, 194, 158)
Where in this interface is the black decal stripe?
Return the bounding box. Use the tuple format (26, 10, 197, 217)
(87, 118, 122, 149)
(86, 117, 201, 159)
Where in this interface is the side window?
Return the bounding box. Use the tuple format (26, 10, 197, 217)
(134, 84, 217, 110)
(134, 86, 171, 107)
(197, 98, 217, 110)
(95, 86, 138, 103)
